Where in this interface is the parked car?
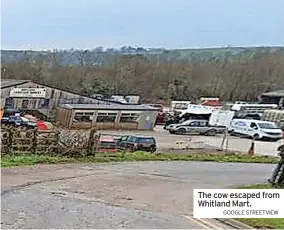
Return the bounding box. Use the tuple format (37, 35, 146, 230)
(116, 135, 131, 149)
(1, 116, 37, 129)
(165, 119, 226, 136)
(117, 135, 157, 153)
(97, 136, 118, 152)
(228, 119, 283, 141)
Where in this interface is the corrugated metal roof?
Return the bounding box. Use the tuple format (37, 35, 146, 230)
(0, 80, 120, 105)
(59, 103, 159, 111)
(261, 90, 284, 97)
(1, 79, 30, 89)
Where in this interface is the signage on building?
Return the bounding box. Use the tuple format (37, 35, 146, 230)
(9, 88, 46, 98)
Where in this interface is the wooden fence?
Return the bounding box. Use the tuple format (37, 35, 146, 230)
(1, 127, 98, 156)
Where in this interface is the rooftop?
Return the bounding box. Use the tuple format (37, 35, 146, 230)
(261, 90, 284, 97)
(59, 103, 159, 111)
(1, 79, 30, 89)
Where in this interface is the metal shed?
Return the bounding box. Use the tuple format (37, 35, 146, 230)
(56, 103, 159, 130)
(260, 90, 284, 108)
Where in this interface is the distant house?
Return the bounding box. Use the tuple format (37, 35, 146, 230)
(260, 90, 284, 109)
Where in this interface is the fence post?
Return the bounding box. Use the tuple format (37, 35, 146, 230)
(94, 133, 101, 154)
(6, 129, 13, 155)
(54, 130, 60, 155)
(30, 128, 38, 155)
(87, 128, 96, 155)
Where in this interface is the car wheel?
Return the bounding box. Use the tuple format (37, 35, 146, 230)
(252, 134, 260, 140)
(229, 130, 235, 136)
(176, 128, 186, 135)
(150, 147, 156, 153)
(207, 129, 216, 136)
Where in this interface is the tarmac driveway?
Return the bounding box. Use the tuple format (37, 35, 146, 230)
(1, 161, 274, 229)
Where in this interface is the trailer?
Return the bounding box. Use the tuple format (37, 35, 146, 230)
(232, 104, 278, 118)
(262, 109, 284, 130)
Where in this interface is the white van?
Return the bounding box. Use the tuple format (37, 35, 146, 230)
(228, 119, 283, 141)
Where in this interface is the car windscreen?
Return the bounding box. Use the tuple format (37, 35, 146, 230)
(258, 123, 278, 129)
(120, 136, 129, 141)
(138, 138, 155, 144)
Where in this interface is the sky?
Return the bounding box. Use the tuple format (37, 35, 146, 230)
(1, 0, 284, 50)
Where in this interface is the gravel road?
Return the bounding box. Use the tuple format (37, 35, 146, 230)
(100, 126, 282, 156)
(1, 161, 274, 229)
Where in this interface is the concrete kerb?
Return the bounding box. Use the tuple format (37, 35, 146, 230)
(184, 214, 254, 229)
(215, 218, 255, 229)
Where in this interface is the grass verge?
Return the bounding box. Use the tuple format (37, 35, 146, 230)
(1, 151, 279, 168)
(236, 184, 284, 229)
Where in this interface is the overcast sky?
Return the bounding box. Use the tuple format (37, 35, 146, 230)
(1, 0, 284, 50)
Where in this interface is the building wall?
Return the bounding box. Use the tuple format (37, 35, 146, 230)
(1, 81, 103, 116)
(138, 110, 158, 130)
(56, 107, 157, 130)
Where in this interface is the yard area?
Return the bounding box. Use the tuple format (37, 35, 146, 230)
(102, 125, 282, 157)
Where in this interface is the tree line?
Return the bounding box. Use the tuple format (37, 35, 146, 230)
(2, 50, 284, 104)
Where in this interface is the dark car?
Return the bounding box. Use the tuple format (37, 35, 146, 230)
(116, 135, 131, 149)
(2, 116, 37, 129)
(117, 135, 157, 153)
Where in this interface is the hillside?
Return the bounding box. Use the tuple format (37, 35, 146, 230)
(1, 46, 284, 103)
(2, 46, 284, 65)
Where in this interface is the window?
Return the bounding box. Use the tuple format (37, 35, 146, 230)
(128, 136, 138, 143)
(258, 123, 277, 129)
(50, 90, 55, 99)
(22, 100, 29, 109)
(250, 122, 258, 129)
(30, 99, 37, 109)
(96, 112, 117, 123)
(73, 111, 94, 123)
(84, 112, 94, 116)
(39, 99, 50, 108)
(5, 98, 14, 107)
(120, 112, 140, 123)
(121, 136, 130, 141)
(138, 138, 155, 144)
(189, 121, 199, 126)
(174, 103, 188, 110)
(197, 121, 208, 127)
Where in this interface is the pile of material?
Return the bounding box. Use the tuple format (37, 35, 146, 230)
(23, 114, 53, 130)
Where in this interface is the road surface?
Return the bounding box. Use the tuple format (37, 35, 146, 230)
(1, 161, 274, 229)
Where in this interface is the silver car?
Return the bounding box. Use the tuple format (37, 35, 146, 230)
(166, 119, 225, 136)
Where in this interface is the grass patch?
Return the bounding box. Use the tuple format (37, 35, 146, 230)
(236, 183, 284, 229)
(1, 155, 75, 168)
(237, 184, 277, 189)
(1, 151, 279, 168)
(238, 218, 284, 229)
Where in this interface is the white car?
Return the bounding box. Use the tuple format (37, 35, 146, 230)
(228, 119, 283, 141)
